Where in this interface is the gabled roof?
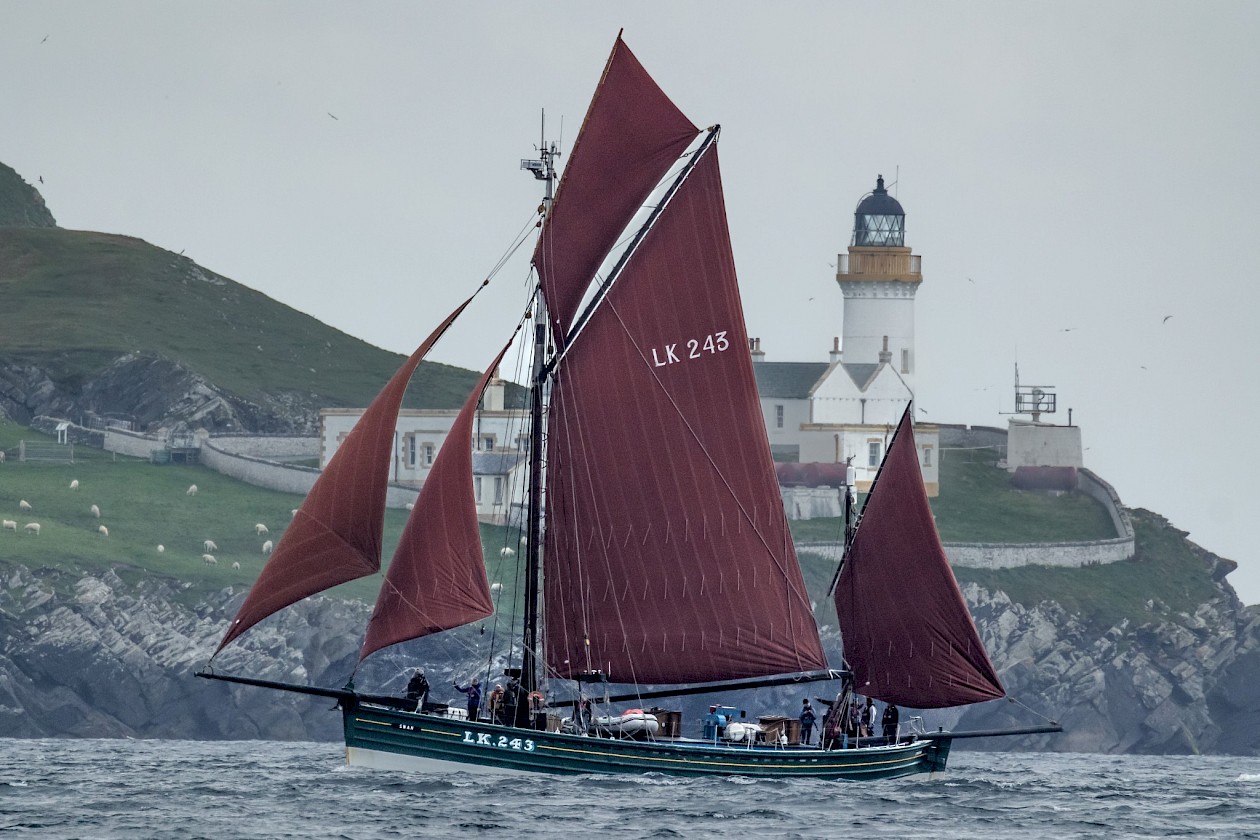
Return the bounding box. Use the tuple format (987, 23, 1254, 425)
(753, 362, 829, 399)
(839, 363, 881, 392)
(472, 451, 526, 475)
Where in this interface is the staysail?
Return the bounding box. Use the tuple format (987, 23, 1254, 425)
(358, 345, 513, 663)
(533, 35, 699, 343)
(543, 145, 827, 684)
(834, 407, 1005, 707)
(214, 296, 475, 655)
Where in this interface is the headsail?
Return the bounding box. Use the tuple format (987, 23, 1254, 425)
(533, 35, 700, 343)
(543, 146, 827, 685)
(834, 406, 1005, 707)
(358, 344, 512, 663)
(214, 296, 475, 655)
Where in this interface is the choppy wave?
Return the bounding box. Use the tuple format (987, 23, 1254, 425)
(0, 740, 1258, 839)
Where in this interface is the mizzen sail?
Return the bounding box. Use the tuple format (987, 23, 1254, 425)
(533, 35, 699, 343)
(543, 146, 826, 684)
(834, 407, 1005, 707)
(358, 345, 511, 663)
(215, 297, 475, 655)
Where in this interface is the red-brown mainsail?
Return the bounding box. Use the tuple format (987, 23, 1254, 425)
(834, 407, 1005, 707)
(532, 35, 699, 343)
(543, 147, 826, 684)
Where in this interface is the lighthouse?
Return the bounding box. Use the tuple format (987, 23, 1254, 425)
(753, 174, 938, 498)
(836, 174, 921, 386)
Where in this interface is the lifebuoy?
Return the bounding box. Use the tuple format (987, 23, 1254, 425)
(528, 691, 545, 710)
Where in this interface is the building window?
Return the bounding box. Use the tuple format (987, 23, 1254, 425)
(494, 476, 504, 504)
(423, 443, 435, 466)
(481, 435, 495, 452)
(775, 404, 784, 429)
(868, 441, 881, 468)
(475, 477, 483, 503)
(923, 446, 932, 467)
(407, 435, 416, 467)
(901, 349, 909, 374)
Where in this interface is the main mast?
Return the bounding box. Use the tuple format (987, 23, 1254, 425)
(520, 117, 559, 696)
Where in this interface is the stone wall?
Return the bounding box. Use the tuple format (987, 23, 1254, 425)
(209, 435, 318, 462)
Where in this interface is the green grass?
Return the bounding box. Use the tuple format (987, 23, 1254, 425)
(0, 419, 524, 613)
(0, 227, 505, 411)
(789, 446, 1117, 545)
(953, 509, 1220, 632)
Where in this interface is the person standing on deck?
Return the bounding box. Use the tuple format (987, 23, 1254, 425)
(882, 703, 900, 741)
(405, 669, 429, 712)
(453, 677, 482, 721)
(799, 699, 818, 745)
(488, 684, 505, 724)
(864, 696, 877, 737)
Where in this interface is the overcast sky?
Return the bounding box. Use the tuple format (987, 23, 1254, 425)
(4, 2, 1258, 603)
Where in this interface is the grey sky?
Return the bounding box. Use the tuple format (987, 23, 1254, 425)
(4, 2, 1258, 602)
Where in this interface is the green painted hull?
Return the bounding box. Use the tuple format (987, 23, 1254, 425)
(343, 700, 952, 780)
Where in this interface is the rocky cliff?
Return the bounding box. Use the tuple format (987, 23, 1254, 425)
(2, 521, 1258, 754)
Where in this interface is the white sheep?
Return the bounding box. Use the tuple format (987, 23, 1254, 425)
(201, 553, 217, 565)
(231, 561, 241, 570)
(261, 540, 273, 555)
(157, 544, 165, 553)
(69, 479, 79, 490)
(19, 500, 32, 511)
(254, 523, 269, 535)
(24, 522, 40, 535)
(290, 508, 298, 518)
(2, 520, 16, 532)
(490, 582, 503, 593)
(203, 539, 218, 552)
(0, 450, 6, 462)
(405, 502, 415, 511)
(90, 504, 101, 518)
(98, 525, 109, 537)
(500, 547, 515, 557)
(187, 484, 198, 496)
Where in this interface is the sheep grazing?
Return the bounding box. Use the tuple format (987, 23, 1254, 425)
(24, 523, 40, 535)
(201, 553, 217, 565)
(157, 544, 165, 553)
(186, 484, 198, 496)
(2, 520, 16, 532)
(0, 450, 6, 462)
(254, 523, 269, 535)
(231, 561, 241, 570)
(69, 479, 79, 490)
(203, 539, 218, 552)
(261, 540, 273, 555)
(290, 508, 298, 518)
(405, 502, 415, 511)
(98, 525, 109, 537)
(90, 504, 101, 518)
(500, 547, 515, 557)
(490, 582, 503, 593)
(19, 500, 32, 511)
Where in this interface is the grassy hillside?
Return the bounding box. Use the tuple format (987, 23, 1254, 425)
(0, 419, 524, 613)
(0, 227, 478, 410)
(790, 446, 1117, 544)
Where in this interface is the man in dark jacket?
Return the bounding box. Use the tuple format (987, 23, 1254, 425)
(799, 699, 818, 745)
(405, 669, 429, 711)
(881, 703, 900, 741)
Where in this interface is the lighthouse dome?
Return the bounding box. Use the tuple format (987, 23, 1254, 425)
(852, 175, 905, 247)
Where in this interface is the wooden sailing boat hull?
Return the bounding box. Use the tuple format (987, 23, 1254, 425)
(343, 700, 952, 780)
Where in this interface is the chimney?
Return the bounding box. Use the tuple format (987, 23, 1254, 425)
(829, 336, 842, 364)
(484, 366, 505, 412)
(878, 335, 892, 365)
(750, 337, 765, 362)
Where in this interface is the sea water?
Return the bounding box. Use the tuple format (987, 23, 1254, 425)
(1, 739, 1258, 838)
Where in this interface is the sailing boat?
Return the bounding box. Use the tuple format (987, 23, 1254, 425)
(199, 35, 1059, 779)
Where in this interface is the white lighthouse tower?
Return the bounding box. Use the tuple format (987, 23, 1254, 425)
(837, 174, 921, 387)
